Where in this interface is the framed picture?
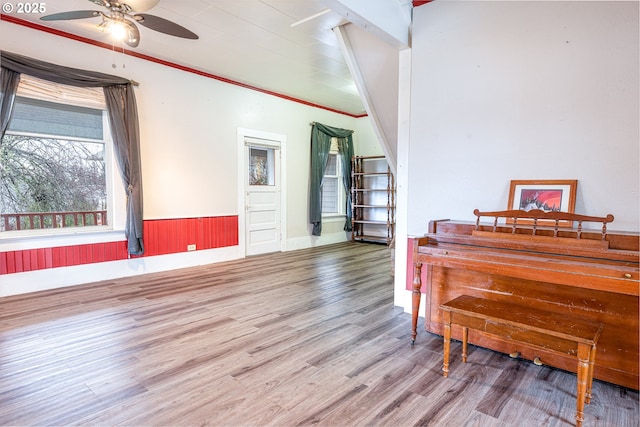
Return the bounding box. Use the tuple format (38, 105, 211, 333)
(507, 180, 577, 226)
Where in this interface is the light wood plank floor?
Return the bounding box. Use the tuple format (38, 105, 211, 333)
(1, 242, 637, 426)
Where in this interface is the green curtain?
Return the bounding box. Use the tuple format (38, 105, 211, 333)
(309, 122, 354, 236)
(337, 137, 354, 232)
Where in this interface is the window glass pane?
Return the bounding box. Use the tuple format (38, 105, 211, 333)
(325, 154, 337, 176)
(2, 83, 109, 233)
(249, 147, 275, 186)
(322, 177, 339, 213)
(1, 134, 107, 231)
(8, 96, 103, 140)
(322, 153, 343, 215)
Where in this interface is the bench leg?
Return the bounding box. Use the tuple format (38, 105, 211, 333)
(586, 344, 597, 404)
(443, 311, 451, 378)
(575, 344, 591, 427)
(462, 327, 468, 363)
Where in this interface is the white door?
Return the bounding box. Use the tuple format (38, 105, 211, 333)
(245, 142, 281, 256)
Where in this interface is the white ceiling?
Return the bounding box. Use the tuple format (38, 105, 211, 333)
(8, 0, 412, 116)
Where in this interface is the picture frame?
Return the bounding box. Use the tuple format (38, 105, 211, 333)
(507, 179, 578, 227)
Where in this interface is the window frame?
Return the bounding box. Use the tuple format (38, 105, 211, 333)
(0, 89, 122, 239)
(321, 150, 346, 218)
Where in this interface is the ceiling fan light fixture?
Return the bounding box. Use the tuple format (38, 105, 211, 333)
(98, 17, 138, 45)
(109, 20, 128, 40)
(97, 17, 109, 32)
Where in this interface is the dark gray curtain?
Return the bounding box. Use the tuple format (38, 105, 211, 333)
(104, 85, 144, 255)
(309, 122, 354, 236)
(0, 51, 131, 87)
(0, 67, 20, 139)
(0, 50, 144, 255)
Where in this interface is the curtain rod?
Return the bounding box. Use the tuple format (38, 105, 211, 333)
(130, 80, 140, 87)
(309, 121, 355, 133)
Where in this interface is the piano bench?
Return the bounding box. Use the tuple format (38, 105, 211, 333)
(440, 295, 603, 427)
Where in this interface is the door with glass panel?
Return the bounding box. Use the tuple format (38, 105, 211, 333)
(245, 141, 281, 255)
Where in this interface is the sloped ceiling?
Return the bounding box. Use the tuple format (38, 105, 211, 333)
(1, 0, 416, 117)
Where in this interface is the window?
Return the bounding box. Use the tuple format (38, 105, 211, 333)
(249, 146, 275, 186)
(321, 151, 345, 216)
(0, 76, 113, 233)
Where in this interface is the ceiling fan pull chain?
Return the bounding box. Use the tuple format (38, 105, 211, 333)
(111, 38, 118, 68)
(111, 40, 116, 68)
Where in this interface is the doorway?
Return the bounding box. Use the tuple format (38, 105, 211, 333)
(238, 129, 286, 256)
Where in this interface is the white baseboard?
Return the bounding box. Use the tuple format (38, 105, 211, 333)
(2, 232, 354, 297)
(285, 231, 349, 251)
(0, 246, 242, 297)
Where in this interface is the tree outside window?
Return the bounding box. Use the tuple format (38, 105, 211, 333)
(0, 95, 110, 232)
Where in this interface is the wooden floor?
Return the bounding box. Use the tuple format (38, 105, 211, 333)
(0, 242, 637, 426)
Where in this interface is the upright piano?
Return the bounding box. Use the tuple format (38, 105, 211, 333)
(411, 209, 639, 390)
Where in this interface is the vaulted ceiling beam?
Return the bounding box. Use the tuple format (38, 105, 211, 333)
(323, 0, 412, 48)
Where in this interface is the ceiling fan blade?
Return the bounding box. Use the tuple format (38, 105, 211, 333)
(134, 14, 198, 39)
(40, 10, 102, 21)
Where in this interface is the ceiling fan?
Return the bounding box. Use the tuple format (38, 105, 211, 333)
(40, 0, 198, 48)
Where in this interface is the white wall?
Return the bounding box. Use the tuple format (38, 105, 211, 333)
(395, 1, 639, 311)
(354, 117, 384, 156)
(0, 22, 381, 295)
(407, 0, 639, 235)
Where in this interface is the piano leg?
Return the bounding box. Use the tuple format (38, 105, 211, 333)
(411, 262, 423, 344)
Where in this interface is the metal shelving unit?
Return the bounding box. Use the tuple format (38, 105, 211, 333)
(350, 155, 395, 245)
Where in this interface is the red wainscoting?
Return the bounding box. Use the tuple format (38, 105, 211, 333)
(0, 216, 238, 275)
(1, 241, 128, 275)
(143, 216, 238, 257)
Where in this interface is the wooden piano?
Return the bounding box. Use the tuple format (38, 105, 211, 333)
(411, 209, 639, 390)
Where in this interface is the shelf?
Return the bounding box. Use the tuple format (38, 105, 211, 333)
(351, 155, 395, 246)
(352, 172, 389, 176)
(352, 234, 389, 244)
(353, 220, 391, 225)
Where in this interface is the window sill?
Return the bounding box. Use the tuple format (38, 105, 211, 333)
(322, 214, 346, 223)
